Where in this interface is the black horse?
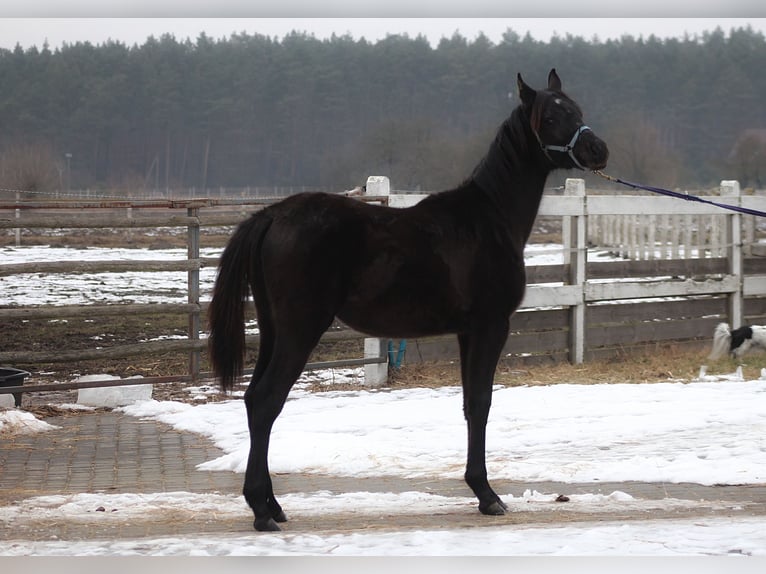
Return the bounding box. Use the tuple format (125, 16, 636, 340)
(208, 69, 608, 531)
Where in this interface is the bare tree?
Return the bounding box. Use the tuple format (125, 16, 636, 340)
(728, 130, 766, 189)
(600, 113, 683, 187)
(0, 143, 59, 197)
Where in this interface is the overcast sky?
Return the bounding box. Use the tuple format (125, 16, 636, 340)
(0, 18, 766, 49)
(0, 17, 765, 51)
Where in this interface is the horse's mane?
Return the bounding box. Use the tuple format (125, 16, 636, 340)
(467, 104, 539, 196)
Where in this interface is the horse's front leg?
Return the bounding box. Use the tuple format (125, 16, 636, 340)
(458, 322, 510, 516)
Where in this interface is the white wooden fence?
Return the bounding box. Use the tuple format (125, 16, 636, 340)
(587, 194, 764, 259)
(374, 176, 766, 365)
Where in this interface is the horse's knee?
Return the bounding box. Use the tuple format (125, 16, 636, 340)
(463, 401, 491, 427)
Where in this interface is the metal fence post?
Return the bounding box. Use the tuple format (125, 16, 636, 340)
(187, 206, 201, 382)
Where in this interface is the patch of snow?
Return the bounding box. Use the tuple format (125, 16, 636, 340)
(0, 409, 59, 435)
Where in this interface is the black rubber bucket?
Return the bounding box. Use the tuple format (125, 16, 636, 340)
(0, 368, 29, 408)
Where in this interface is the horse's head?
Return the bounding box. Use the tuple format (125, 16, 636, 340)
(517, 68, 609, 171)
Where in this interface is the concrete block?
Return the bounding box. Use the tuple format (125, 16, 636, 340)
(364, 337, 388, 387)
(366, 175, 390, 196)
(77, 381, 153, 408)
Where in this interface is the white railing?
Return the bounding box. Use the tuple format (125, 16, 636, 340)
(370, 176, 765, 365)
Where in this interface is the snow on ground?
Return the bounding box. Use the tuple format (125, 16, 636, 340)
(0, 488, 701, 526)
(0, 409, 59, 435)
(0, 244, 221, 305)
(1, 514, 763, 556)
(3, 369, 765, 555)
(118, 373, 766, 486)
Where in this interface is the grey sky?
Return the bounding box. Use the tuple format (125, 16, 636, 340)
(1, 18, 765, 51)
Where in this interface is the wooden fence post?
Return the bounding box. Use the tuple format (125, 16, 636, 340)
(565, 178, 586, 364)
(187, 207, 201, 382)
(721, 180, 743, 328)
(363, 176, 390, 386)
(14, 191, 21, 247)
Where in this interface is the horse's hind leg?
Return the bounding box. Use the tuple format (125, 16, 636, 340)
(242, 344, 305, 531)
(458, 320, 510, 516)
(240, 279, 284, 520)
(242, 320, 285, 526)
(242, 322, 330, 532)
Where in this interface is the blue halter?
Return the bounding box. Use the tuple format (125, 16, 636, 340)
(539, 124, 592, 171)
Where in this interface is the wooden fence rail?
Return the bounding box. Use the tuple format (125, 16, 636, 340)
(0, 190, 397, 400)
(2, 177, 766, 401)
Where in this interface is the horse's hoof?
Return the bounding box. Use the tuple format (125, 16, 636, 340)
(254, 517, 282, 532)
(479, 500, 507, 516)
(273, 509, 288, 523)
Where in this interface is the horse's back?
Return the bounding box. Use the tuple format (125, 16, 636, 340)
(252, 190, 524, 338)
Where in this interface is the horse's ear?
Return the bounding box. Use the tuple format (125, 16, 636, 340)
(548, 68, 562, 91)
(517, 73, 536, 107)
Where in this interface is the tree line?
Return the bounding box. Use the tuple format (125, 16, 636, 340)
(1, 25, 765, 195)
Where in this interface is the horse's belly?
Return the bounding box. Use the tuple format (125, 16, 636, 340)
(337, 299, 466, 339)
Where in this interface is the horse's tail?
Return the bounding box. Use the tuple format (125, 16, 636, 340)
(208, 212, 271, 391)
(708, 322, 732, 360)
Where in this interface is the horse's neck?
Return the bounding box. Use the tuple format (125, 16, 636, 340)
(470, 119, 550, 242)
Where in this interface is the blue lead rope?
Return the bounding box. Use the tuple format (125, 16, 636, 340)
(594, 171, 766, 218)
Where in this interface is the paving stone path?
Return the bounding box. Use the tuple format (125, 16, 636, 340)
(1, 410, 764, 542)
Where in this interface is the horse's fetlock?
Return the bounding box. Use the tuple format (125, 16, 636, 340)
(464, 469, 488, 489)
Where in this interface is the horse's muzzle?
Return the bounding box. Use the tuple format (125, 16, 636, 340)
(575, 132, 609, 171)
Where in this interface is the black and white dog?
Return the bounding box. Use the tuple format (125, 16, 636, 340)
(708, 322, 766, 360)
